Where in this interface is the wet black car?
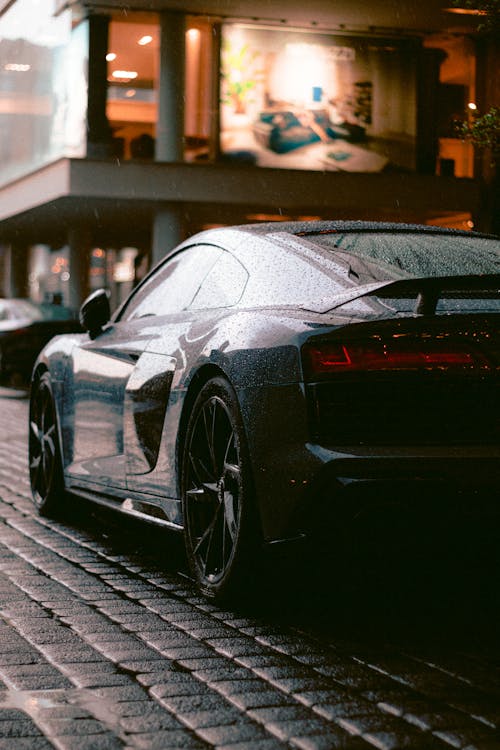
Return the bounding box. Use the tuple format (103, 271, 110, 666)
(0, 298, 80, 387)
(28, 221, 500, 600)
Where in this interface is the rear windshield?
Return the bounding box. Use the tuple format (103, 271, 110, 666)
(307, 232, 500, 281)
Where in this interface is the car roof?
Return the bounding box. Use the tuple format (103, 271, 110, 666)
(227, 219, 497, 240)
(175, 220, 497, 257)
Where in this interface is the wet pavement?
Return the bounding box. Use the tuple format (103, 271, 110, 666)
(0, 387, 500, 749)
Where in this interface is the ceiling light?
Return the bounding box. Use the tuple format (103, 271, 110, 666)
(444, 7, 487, 15)
(4, 63, 30, 71)
(138, 35, 153, 46)
(106, 52, 117, 62)
(112, 70, 138, 81)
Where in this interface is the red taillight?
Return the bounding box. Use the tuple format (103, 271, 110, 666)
(303, 339, 488, 377)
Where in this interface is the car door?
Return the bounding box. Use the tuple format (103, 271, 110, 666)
(125, 248, 249, 501)
(66, 245, 222, 491)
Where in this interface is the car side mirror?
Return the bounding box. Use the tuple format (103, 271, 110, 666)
(79, 289, 111, 339)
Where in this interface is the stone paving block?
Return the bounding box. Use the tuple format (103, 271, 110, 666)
(177, 706, 244, 730)
(37, 706, 93, 720)
(0, 719, 43, 737)
(192, 666, 255, 683)
(93, 644, 162, 662)
(36, 645, 106, 664)
(0, 710, 31, 722)
(136, 670, 189, 688)
(49, 733, 124, 750)
(92, 684, 150, 702)
(39, 718, 107, 736)
(196, 720, 270, 745)
(132, 730, 207, 749)
(70, 672, 135, 689)
(2, 673, 73, 691)
(109, 614, 167, 630)
(235, 654, 293, 670)
(143, 601, 197, 616)
(181, 626, 237, 640)
(229, 690, 298, 711)
(313, 699, 382, 722)
(83, 630, 137, 643)
(148, 676, 211, 698)
(0, 739, 56, 750)
(156, 692, 232, 714)
(290, 735, 371, 750)
(58, 662, 119, 677)
(97, 602, 146, 616)
(120, 658, 174, 672)
(0, 637, 40, 654)
(265, 717, 333, 742)
(119, 712, 185, 732)
(218, 739, 289, 750)
(175, 656, 235, 672)
(207, 637, 271, 658)
(136, 631, 199, 648)
(0, 652, 42, 666)
(251, 664, 315, 681)
(294, 688, 351, 708)
(209, 678, 270, 697)
(160, 646, 217, 661)
(248, 705, 314, 725)
(107, 702, 174, 719)
(336, 713, 411, 737)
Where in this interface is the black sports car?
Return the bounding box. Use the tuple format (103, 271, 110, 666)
(28, 221, 500, 600)
(0, 298, 80, 387)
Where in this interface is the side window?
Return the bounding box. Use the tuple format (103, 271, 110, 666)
(120, 245, 222, 320)
(190, 251, 249, 310)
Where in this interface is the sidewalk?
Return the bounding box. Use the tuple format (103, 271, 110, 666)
(0, 390, 500, 750)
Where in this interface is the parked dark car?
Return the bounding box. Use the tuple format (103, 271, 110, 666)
(28, 221, 500, 600)
(0, 298, 80, 387)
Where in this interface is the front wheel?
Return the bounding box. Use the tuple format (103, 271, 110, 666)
(29, 371, 65, 517)
(181, 377, 259, 602)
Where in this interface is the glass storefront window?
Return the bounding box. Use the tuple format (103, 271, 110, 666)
(0, 0, 87, 187)
(106, 15, 213, 163)
(106, 18, 159, 160)
(220, 24, 417, 173)
(425, 35, 476, 178)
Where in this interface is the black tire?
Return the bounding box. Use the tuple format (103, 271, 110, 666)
(181, 377, 259, 602)
(29, 371, 65, 517)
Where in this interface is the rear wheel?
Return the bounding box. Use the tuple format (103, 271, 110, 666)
(181, 377, 258, 601)
(29, 371, 65, 517)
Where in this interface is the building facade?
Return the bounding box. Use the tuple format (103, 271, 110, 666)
(0, 0, 498, 311)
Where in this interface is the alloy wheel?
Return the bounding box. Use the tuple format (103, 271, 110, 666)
(29, 375, 60, 508)
(184, 394, 242, 585)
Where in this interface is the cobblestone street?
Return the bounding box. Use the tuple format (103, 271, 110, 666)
(0, 388, 499, 749)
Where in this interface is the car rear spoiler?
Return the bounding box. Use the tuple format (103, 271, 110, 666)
(304, 274, 500, 315)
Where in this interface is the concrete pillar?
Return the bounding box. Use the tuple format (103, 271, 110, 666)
(87, 14, 113, 158)
(6, 243, 29, 298)
(156, 11, 186, 162)
(473, 35, 500, 234)
(209, 22, 222, 162)
(68, 228, 92, 311)
(152, 206, 184, 267)
(416, 46, 447, 175)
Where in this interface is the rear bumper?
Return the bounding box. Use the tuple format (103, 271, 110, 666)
(239, 382, 500, 543)
(262, 441, 500, 544)
(308, 442, 500, 483)
(291, 443, 500, 541)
